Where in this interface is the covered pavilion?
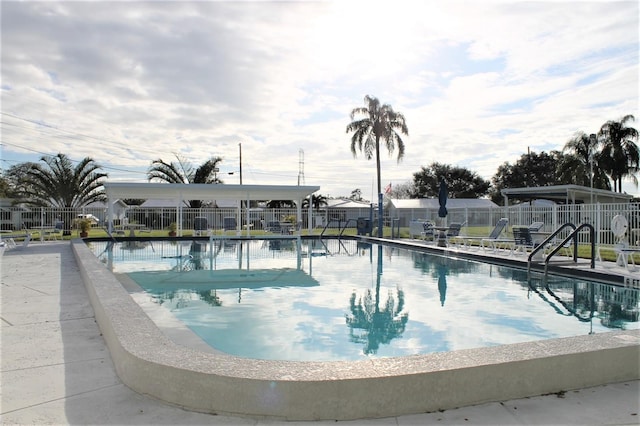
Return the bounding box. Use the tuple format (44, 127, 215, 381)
(501, 184, 633, 206)
(103, 182, 320, 235)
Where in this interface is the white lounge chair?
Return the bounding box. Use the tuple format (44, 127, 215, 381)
(1, 232, 32, 251)
(480, 218, 511, 251)
(458, 218, 509, 250)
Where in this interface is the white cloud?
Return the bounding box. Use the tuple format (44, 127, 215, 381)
(1, 1, 638, 197)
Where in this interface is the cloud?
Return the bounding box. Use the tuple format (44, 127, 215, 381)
(1, 1, 638, 197)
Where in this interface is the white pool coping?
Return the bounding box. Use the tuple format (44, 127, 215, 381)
(72, 239, 640, 421)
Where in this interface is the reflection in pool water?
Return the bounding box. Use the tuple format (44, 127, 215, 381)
(91, 239, 640, 361)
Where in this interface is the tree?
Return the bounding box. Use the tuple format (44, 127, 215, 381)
(3, 162, 39, 199)
(349, 188, 364, 201)
(413, 163, 490, 199)
(490, 151, 562, 204)
(560, 131, 610, 190)
(598, 115, 639, 193)
(266, 200, 296, 208)
(347, 95, 408, 236)
(387, 181, 415, 199)
(301, 194, 328, 210)
(14, 154, 107, 235)
(147, 154, 224, 208)
(17, 154, 107, 208)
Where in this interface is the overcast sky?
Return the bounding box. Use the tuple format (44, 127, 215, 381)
(2, 0, 638, 200)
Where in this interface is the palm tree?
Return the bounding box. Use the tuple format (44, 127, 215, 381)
(301, 194, 328, 210)
(19, 153, 107, 235)
(346, 95, 408, 236)
(560, 132, 611, 190)
(266, 199, 296, 208)
(598, 115, 639, 193)
(147, 154, 223, 208)
(18, 154, 107, 208)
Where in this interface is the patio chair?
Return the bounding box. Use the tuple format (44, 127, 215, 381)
(194, 217, 208, 236)
(45, 221, 64, 241)
(265, 221, 281, 233)
(614, 243, 640, 271)
(512, 226, 536, 255)
(421, 221, 435, 241)
(611, 215, 640, 271)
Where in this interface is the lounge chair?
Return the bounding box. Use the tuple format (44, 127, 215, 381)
(478, 218, 510, 251)
(1, 232, 32, 251)
(445, 223, 463, 246)
(528, 221, 544, 232)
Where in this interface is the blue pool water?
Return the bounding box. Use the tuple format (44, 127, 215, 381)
(91, 238, 640, 361)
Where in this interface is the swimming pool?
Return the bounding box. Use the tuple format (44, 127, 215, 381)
(91, 238, 640, 362)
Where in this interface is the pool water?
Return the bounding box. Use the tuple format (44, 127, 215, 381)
(91, 239, 640, 361)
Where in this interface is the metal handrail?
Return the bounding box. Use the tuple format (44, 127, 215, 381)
(339, 218, 358, 237)
(527, 223, 576, 273)
(527, 223, 595, 275)
(544, 223, 596, 272)
(320, 218, 359, 238)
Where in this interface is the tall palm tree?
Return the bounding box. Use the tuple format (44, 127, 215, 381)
(346, 95, 408, 236)
(598, 115, 639, 193)
(147, 154, 223, 208)
(560, 131, 611, 190)
(19, 153, 107, 234)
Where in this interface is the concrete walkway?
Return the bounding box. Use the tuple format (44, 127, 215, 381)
(1, 242, 638, 425)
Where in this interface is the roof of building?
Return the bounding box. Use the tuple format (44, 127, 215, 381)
(326, 198, 373, 209)
(501, 184, 633, 204)
(389, 198, 499, 209)
(104, 183, 320, 202)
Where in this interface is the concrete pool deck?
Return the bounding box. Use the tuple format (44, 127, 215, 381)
(1, 240, 639, 424)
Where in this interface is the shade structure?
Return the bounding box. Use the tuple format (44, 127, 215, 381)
(438, 179, 448, 218)
(103, 182, 320, 236)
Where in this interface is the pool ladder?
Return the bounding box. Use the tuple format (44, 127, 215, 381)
(527, 223, 596, 276)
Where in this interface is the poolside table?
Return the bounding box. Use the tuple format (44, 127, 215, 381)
(433, 226, 449, 247)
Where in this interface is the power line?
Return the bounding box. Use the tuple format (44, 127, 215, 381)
(0, 140, 148, 175)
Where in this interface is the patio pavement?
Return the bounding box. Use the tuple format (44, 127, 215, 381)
(1, 241, 638, 425)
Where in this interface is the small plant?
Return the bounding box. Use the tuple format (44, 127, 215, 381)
(78, 218, 92, 237)
(168, 222, 177, 236)
(282, 215, 297, 224)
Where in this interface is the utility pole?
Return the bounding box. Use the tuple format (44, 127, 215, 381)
(298, 149, 305, 186)
(239, 142, 243, 185)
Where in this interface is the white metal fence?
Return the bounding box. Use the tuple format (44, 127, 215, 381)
(2, 202, 639, 246)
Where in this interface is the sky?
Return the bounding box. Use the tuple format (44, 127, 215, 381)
(1, 0, 639, 201)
